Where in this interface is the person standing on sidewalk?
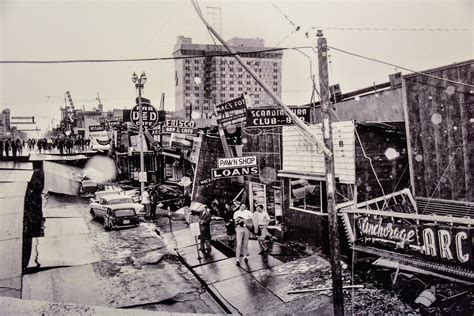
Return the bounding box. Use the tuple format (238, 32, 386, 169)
(199, 205, 212, 252)
(253, 204, 271, 255)
(141, 188, 151, 219)
(233, 203, 252, 266)
(183, 190, 192, 225)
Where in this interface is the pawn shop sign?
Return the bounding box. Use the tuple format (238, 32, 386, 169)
(130, 97, 158, 128)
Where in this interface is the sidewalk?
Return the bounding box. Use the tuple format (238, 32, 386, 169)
(160, 226, 335, 315)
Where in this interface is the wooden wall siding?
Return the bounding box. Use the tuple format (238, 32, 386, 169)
(354, 123, 409, 203)
(282, 121, 356, 183)
(313, 88, 404, 123)
(193, 135, 238, 204)
(405, 62, 474, 202)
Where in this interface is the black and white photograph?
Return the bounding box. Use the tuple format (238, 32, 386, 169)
(0, 0, 472, 314)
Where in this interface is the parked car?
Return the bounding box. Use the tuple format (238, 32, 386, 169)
(149, 183, 184, 211)
(79, 179, 99, 197)
(103, 205, 139, 230)
(89, 194, 145, 219)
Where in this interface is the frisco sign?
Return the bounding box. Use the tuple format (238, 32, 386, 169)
(356, 216, 473, 267)
(246, 106, 311, 127)
(215, 95, 247, 126)
(163, 120, 197, 134)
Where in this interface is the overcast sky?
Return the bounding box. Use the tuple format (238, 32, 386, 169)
(1, 0, 472, 137)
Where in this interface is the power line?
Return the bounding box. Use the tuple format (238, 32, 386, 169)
(328, 45, 474, 88)
(311, 26, 472, 32)
(0, 47, 302, 64)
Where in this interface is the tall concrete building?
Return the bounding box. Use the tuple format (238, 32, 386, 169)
(173, 36, 283, 119)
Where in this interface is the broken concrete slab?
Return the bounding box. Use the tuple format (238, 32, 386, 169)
(0, 169, 33, 182)
(192, 258, 249, 284)
(27, 234, 101, 269)
(0, 196, 25, 216)
(0, 182, 29, 198)
(238, 254, 283, 273)
(0, 239, 22, 280)
(43, 161, 82, 195)
(43, 217, 90, 237)
(0, 213, 23, 241)
(161, 228, 198, 249)
(0, 296, 163, 316)
(176, 244, 228, 268)
(0, 277, 22, 299)
(43, 207, 84, 218)
(0, 161, 33, 170)
(23, 258, 201, 309)
(211, 273, 283, 314)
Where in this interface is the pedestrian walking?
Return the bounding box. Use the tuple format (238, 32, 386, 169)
(199, 205, 212, 253)
(141, 188, 151, 219)
(11, 139, 18, 157)
(4, 139, 10, 157)
(149, 188, 158, 221)
(16, 139, 23, 156)
(224, 202, 236, 247)
(183, 190, 192, 225)
(233, 203, 253, 266)
(0, 139, 4, 157)
(253, 204, 271, 255)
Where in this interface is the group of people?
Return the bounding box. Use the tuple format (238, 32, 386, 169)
(0, 138, 24, 157)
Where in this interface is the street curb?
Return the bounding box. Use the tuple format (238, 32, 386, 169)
(174, 248, 238, 315)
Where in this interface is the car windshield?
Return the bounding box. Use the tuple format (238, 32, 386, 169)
(114, 209, 135, 217)
(108, 198, 133, 205)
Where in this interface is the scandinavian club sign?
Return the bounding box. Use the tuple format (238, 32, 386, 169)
(211, 156, 259, 179)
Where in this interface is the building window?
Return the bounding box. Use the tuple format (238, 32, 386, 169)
(185, 66, 190, 71)
(255, 94, 259, 98)
(274, 69, 278, 73)
(195, 93, 200, 97)
(221, 93, 225, 98)
(230, 87, 234, 91)
(230, 81, 234, 84)
(230, 61, 234, 65)
(185, 93, 190, 97)
(273, 82, 278, 86)
(229, 68, 234, 72)
(273, 88, 278, 92)
(238, 87, 243, 91)
(246, 81, 251, 85)
(194, 60, 199, 64)
(255, 62, 259, 66)
(255, 101, 260, 104)
(185, 60, 190, 64)
(238, 81, 242, 84)
(185, 86, 191, 90)
(196, 100, 200, 103)
(185, 73, 190, 77)
(195, 86, 199, 90)
(238, 74, 243, 78)
(246, 61, 251, 65)
(185, 80, 190, 84)
(221, 80, 226, 85)
(238, 68, 242, 72)
(273, 62, 278, 66)
(247, 75, 250, 78)
(290, 179, 323, 212)
(230, 94, 234, 97)
(221, 67, 225, 71)
(273, 75, 278, 79)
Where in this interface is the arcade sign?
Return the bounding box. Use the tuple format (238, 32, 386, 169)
(130, 97, 158, 128)
(356, 216, 473, 267)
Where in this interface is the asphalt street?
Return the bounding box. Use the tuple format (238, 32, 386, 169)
(22, 192, 224, 313)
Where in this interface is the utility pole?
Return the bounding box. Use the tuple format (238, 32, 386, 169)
(132, 72, 147, 197)
(316, 30, 344, 315)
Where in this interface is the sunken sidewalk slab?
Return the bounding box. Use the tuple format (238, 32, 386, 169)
(163, 227, 335, 314)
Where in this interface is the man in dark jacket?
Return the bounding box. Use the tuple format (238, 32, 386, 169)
(199, 205, 212, 252)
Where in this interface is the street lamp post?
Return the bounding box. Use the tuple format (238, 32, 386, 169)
(132, 72, 147, 196)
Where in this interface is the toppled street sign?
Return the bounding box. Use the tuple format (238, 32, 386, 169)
(215, 95, 247, 126)
(211, 166, 260, 179)
(246, 106, 311, 127)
